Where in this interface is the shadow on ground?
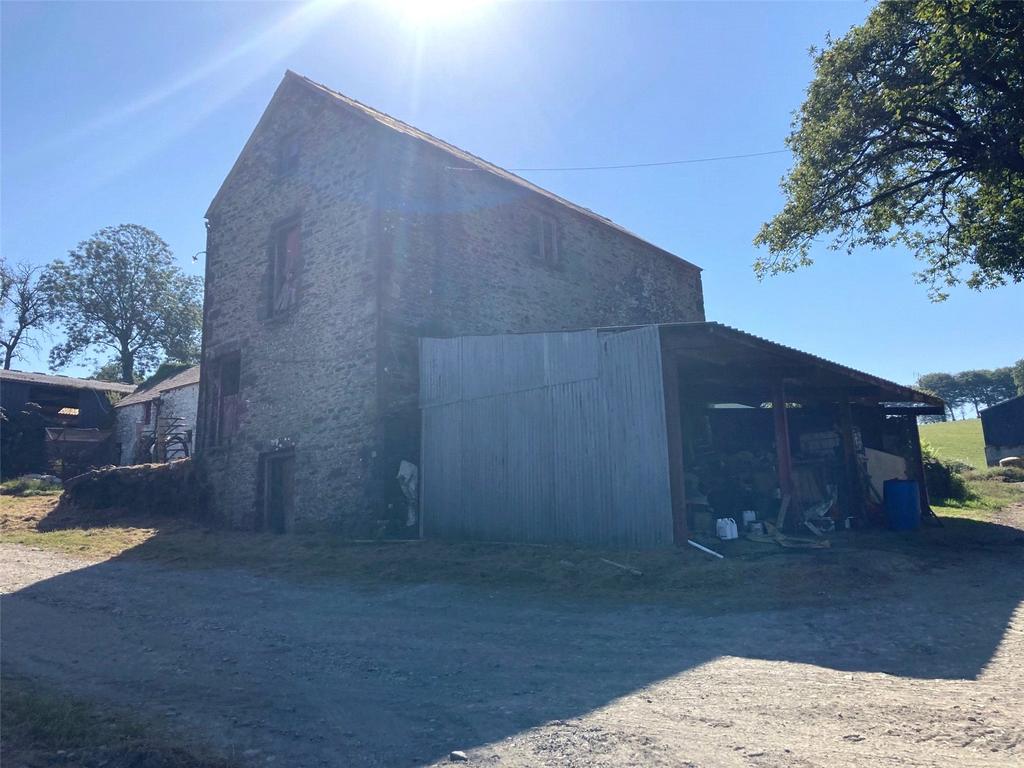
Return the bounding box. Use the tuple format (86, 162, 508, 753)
(3, 501, 1023, 766)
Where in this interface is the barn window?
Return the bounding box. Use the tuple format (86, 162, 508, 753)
(278, 132, 300, 175)
(211, 353, 241, 446)
(532, 212, 560, 268)
(270, 220, 301, 315)
(142, 401, 152, 425)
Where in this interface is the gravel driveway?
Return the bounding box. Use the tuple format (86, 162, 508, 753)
(3, 518, 1023, 767)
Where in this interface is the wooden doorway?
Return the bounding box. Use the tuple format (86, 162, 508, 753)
(260, 452, 294, 533)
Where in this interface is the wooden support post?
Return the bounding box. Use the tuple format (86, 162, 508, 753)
(661, 349, 689, 545)
(907, 414, 935, 519)
(772, 381, 795, 501)
(837, 394, 864, 516)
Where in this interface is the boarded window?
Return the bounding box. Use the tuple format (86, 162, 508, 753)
(271, 221, 301, 314)
(142, 402, 152, 425)
(532, 212, 560, 268)
(278, 132, 300, 175)
(211, 353, 241, 446)
(260, 452, 295, 533)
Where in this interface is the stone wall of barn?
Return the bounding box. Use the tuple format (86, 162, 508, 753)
(198, 75, 705, 535)
(197, 80, 380, 534)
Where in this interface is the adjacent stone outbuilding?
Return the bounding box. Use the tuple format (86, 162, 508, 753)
(197, 71, 705, 534)
(115, 366, 200, 465)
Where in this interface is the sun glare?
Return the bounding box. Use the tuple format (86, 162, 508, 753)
(383, 0, 493, 26)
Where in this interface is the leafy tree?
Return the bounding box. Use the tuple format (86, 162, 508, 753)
(1014, 358, 1024, 395)
(91, 359, 142, 383)
(986, 366, 1017, 405)
(756, 0, 1024, 299)
(916, 371, 962, 420)
(1, 260, 55, 370)
(46, 225, 202, 384)
(955, 369, 993, 416)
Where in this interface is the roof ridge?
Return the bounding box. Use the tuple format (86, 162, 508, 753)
(0, 369, 137, 392)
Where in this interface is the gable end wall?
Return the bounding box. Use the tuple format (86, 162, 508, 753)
(197, 82, 380, 533)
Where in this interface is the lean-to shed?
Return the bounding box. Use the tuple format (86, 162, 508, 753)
(419, 323, 944, 548)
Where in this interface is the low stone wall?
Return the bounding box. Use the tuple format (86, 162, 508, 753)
(50, 458, 209, 523)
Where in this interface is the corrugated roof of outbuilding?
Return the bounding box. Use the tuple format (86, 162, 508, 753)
(0, 369, 137, 394)
(652, 321, 944, 408)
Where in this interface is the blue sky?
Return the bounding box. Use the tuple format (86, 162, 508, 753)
(2, 0, 1019, 384)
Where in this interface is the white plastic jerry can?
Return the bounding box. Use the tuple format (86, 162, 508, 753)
(716, 517, 739, 540)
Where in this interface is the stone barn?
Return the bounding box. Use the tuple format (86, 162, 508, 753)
(197, 71, 704, 534)
(197, 71, 940, 540)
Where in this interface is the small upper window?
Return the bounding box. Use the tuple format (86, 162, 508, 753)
(278, 132, 300, 175)
(532, 212, 560, 268)
(271, 221, 301, 314)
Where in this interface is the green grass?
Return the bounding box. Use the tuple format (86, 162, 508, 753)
(920, 418, 987, 469)
(932, 475, 1024, 520)
(0, 476, 63, 497)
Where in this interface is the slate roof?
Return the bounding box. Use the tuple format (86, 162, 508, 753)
(114, 366, 200, 408)
(0, 370, 137, 394)
(208, 71, 701, 273)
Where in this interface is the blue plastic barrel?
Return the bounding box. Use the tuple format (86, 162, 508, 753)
(883, 479, 921, 531)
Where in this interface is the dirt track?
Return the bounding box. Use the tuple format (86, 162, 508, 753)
(3, 511, 1024, 767)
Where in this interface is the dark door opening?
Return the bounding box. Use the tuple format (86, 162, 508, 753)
(261, 452, 294, 533)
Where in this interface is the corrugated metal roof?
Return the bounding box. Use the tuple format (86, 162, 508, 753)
(115, 366, 200, 408)
(656, 322, 944, 407)
(0, 370, 137, 394)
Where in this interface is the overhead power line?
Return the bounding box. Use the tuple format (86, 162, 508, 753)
(499, 148, 791, 172)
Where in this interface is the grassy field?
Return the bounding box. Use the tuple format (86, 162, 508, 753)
(920, 417, 987, 469)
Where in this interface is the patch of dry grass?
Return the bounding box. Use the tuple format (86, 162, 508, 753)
(2, 481, 1021, 611)
(0, 495, 160, 559)
(1, 675, 236, 768)
(5, 493, 1021, 613)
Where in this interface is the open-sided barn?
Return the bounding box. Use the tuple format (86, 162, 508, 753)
(420, 324, 943, 547)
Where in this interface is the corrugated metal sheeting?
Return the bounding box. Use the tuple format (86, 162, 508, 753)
(420, 326, 674, 547)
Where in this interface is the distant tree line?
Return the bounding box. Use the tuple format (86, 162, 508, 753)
(917, 362, 1023, 421)
(1, 224, 201, 384)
